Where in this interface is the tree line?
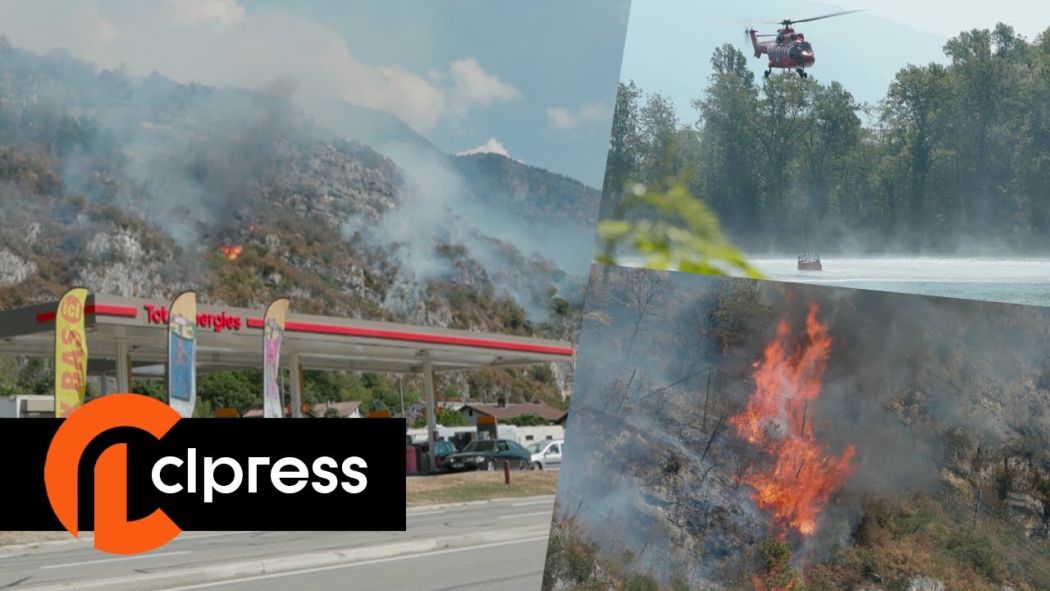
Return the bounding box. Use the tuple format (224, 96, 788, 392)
(601, 24, 1050, 254)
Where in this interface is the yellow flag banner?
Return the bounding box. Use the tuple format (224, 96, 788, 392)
(54, 287, 88, 417)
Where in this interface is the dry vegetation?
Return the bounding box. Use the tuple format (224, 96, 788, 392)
(407, 470, 559, 506)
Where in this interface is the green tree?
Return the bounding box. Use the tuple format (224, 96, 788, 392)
(694, 44, 763, 231)
(131, 379, 167, 402)
(601, 81, 643, 217)
(638, 92, 678, 184)
(504, 413, 548, 426)
(884, 63, 952, 241)
(597, 177, 762, 277)
(756, 538, 801, 590)
(197, 370, 260, 415)
(437, 408, 469, 427)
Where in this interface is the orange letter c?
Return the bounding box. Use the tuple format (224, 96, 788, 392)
(44, 394, 183, 554)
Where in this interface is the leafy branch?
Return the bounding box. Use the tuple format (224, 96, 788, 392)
(596, 177, 764, 278)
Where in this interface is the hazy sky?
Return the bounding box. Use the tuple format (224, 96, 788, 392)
(0, 0, 630, 187)
(620, 0, 1050, 123)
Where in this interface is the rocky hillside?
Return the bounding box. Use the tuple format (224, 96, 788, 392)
(0, 39, 590, 403)
(452, 153, 600, 228)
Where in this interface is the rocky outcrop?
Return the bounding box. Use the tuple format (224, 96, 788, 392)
(907, 577, 945, 591)
(0, 248, 36, 286)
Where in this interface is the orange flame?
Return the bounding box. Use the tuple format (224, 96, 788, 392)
(729, 303, 855, 537)
(220, 244, 243, 261)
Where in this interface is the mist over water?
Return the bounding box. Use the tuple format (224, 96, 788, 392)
(617, 256, 1050, 307)
(751, 257, 1050, 307)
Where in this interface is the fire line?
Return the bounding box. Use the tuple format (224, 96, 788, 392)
(728, 303, 855, 537)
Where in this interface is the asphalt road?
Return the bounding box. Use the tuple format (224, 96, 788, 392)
(0, 496, 554, 591)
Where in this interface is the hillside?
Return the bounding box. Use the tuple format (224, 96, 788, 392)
(0, 39, 588, 405)
(452, 152, 600, 228)
(545, 267, 1050, 590)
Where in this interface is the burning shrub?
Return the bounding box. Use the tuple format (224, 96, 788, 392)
(752, 538, 801, 591)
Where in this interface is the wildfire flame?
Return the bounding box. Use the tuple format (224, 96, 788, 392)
(220, 244, 243, 261)
(729, 303, 855, 537)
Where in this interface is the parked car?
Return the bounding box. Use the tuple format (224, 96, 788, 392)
(445, 438, 531, 471)
(433, 440, 457, 472)
(527, 439, 564, 470)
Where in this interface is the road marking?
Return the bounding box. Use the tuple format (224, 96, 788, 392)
(41, 550, 191, 570)
(497, 511, 552, 520)
(511, 500, 554, 507)
(407, 510, 446, 517)
(175, 531, 254, 542)
(161, 536, 550, 590)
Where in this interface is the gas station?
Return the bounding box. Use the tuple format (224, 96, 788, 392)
(0, 294, 574, 468)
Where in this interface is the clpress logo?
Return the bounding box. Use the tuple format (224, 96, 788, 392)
(2, 394, 406, 554)
(44, 394, 182, 554)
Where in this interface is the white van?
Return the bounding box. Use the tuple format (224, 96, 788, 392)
(527, 439, 564, 470)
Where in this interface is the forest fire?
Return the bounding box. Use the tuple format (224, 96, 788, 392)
(729, 303, 855, 537)
(220, 244, 243, 261)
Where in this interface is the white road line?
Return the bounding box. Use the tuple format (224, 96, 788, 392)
(406, 510, 446, 517)
(41, 550, 191, 570)
(496, 511, 552, 520)
(174, 531, 254, 542)
(160, 536, 550, 590)
(511, 500, 554, 507)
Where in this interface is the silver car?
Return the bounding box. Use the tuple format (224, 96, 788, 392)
(528, 439, 563, 470)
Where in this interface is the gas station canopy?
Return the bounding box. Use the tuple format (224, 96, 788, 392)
(0, 294, 574, 425)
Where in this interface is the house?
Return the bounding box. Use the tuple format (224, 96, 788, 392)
(459, 400, 566, 425)
(403, 400, 465, 423)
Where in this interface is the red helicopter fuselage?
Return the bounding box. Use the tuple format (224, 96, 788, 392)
(749, 26, 815, 72)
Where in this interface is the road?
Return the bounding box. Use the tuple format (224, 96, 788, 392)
(0, 497, 554, 591)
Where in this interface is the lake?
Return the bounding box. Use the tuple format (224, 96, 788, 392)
(618, 256, 1050, 307)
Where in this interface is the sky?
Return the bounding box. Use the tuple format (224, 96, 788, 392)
(0, 0, 631, 187)
(619, 0, 1050, 124)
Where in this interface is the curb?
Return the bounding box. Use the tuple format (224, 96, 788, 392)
(0, 496, 555, 555)
(0, 534, 93, 555)
(18, 525, 552, 591)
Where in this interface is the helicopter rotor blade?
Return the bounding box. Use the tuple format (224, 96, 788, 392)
(782, 9, 865, 25)
(723, 17, 787, 25)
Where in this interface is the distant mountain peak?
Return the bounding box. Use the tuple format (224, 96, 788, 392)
(456, 138, 518, 161)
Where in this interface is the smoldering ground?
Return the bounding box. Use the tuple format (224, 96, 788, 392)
(547, 264, 1050, 588)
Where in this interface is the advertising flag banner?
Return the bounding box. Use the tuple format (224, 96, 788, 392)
(54, 288, 88, 417)
(167, 291, 197, 417)
(262, 297, 289, 418)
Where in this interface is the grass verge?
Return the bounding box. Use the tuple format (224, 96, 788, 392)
(407, 469, 559, 507)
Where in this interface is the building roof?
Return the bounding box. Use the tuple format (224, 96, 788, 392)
(0, 294, 574, 374)
(462, 402, 566, 422)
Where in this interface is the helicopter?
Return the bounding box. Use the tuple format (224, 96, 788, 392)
(745, 9, 864, 78)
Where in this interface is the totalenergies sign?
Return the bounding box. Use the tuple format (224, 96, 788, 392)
(143, 304, 243, 333)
